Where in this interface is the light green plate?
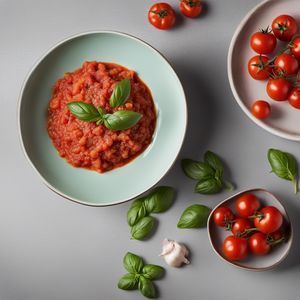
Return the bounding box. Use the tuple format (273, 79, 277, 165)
(18, 31, 187, 206)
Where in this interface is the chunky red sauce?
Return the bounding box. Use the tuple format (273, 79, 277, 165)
(47, 61, 156, 173)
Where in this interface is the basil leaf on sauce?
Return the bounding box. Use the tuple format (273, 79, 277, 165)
(118, 273, 138, 290)
(131, 216, 155, 240)
(123, 252, 144, 274)
(67, 101, 102, 122)
(104, 111, 142, 131)
(177, 204, 211, 228)
(109, 78, 131, 108)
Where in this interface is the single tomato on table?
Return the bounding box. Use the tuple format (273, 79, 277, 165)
(223, 236, 248, 261)
(213, 207, 235, 228)
(249, 232, 271, 255)
(231, 218, 252, 237)
(253, 206, 283, 234)
(248, 55, 272, 80)
(266, 78, 292, 101)
(272, 15, 298, 41)
(179, 0, 202, 18)
(148, 3, 176, 30)
(250, 28, 277, 54)
(291, 37, 300, 60)
(251, 100, 271, 120)
(235, 193, 261, 218)
(288, 88, 300, 109)
(274, 53, 299, 76)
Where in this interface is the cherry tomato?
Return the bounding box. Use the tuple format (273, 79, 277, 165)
(250, 29, 277, 54)
(298, 72, 300, 82)
(274, 53, 299, 75)
(148, 3, 176, 30)
(248, 55, 272, 80)
(272, 15, 298, 41)
(235, 193, 261, 218)
(254, 206, 283, 234)
(179, 0, 202, 18)
(268, 230, 283, 241)
(213, 207, 235, 228)
(266, 78, 292, 101)
(223, 236, 248, 261)
(249, 232, 271, 255)
(288, 88, 300, 109)
(231, 218, 252, 237)
(251, 100, 271, 119)
(291, 37, 300, 60)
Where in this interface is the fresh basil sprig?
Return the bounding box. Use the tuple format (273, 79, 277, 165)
(182, 151, 234, 194)
(67, 101, 142, 131)
(109, 78, 131, 108)
(127, 186, 175, 240)
(118, 252, 164, 299)
(268, 148, 298, 193)
(177, 204, 211, 229)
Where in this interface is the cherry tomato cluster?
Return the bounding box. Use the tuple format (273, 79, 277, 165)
(213, 193, 286, 261)
(247, 14, 300, 120)
(148, 1, 202, 30)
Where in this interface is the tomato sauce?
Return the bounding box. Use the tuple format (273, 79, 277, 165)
(47, 61, 156, 173)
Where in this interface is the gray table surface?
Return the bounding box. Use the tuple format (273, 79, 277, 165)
(1, 0, 300, 299)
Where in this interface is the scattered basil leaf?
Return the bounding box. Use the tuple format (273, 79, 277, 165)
(118, 273, 138, 290)
(144, 186, 175, 213)
(127, 198, 148, 226)
(109, 78, 131, 108)
(67, 101, 101, 122)
(131, 216, 155, 240)
(204, 151, 224, 178)
(104, 110, 142, 131)
(268, 148, 298, 193)
(194, 178, 222, 194)
(138, 276, 156, 299)
(142, 264, 165, 280)
(177, 204, 211, 228)
(181, 159, 215, 180)
(123, 252, 144, 274)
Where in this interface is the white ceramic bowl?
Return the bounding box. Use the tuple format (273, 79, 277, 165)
(207, 188, 293, 271)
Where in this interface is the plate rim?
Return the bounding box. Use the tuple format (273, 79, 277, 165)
(227, 0, 300, 142)
(17, 30, 187, 207)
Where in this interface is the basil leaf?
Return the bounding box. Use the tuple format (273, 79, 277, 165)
(177, 204, 211, 228)
(181, 159, 215, 180)
(131, 216, 155, 240)
(138, 276, 156, 299)
(123, 252, 144, 274)
(67, 101, 101, 122)
(104, 111, 142, 131)
(204, 151, 224, 178)
(109, 78, 131, 108)
(144, 186, 175, 213)
(127, 198, 148, 226)
(142, 264, 165, 280)
(268, 148, 298, 193)
(195, 178, 222, 194)
(118, 273, 138, 290)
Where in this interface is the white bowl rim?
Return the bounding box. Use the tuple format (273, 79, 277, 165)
(207, 188, 294, 271)
(227, 0, 300, 141)
(17, 30, 187, 207)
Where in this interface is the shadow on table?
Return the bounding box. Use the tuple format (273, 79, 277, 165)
(272, 191, 300, 272)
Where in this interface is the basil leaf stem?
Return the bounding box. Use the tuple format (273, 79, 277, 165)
(109, 78, 131, 108)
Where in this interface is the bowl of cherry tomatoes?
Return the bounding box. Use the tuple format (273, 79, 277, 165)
(207, 188, 293, 271)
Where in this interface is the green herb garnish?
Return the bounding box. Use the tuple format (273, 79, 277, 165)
(109, 78, 131, 108)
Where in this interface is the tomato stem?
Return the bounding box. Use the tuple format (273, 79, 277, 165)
(152, 10, 168, 18)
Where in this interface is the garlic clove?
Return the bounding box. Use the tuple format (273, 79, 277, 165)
(159, 238, 190, 268)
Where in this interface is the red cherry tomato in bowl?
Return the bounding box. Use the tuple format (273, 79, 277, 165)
(248, 55, 271, 80)
(179, 0, 202, 18)
(288, 88, 300, 109)
(213, 207, 235, 228)
(272, 15, 298, 41)
(254, 206, 283, 234)
(148, 3, 176, 30)
(235, 193, 261, 218)
(249, 232, 271, 255)
(291, 37, 300, 60)
(250, 29, 277, 54)
(274, 53, 299, 75)
(251, 100, 271, 119)
(223, 236, 248, 261)
(266, 78, 292, 101)
(231, 218, 252, 236)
